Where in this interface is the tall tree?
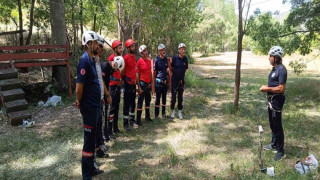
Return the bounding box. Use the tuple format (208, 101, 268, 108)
(17, 0, 23, 46)
(25, 0, 36, 45)
(234, 0, 252, 110)
(49, 0, 68, 88)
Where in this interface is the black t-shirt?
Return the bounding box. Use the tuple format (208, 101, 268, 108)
(268, 63, 287, 95)
(101, 61, 113, 88)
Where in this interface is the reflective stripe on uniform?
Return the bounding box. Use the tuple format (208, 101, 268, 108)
(82, 151, 93, 157)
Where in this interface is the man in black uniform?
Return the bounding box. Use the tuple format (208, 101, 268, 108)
(170, 43, 188, 119)
(154, 44, 170, 119)
(76, 31, 103, 179)
(260, 46, 287, 161)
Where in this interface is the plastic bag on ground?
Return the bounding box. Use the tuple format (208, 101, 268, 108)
(43, 95, 63, 107)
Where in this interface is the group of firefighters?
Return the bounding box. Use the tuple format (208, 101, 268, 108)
(76, 30, 287, 179)
(76, 31, 188, 179)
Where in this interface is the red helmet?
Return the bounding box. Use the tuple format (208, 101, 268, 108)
(112, 40, 122, 49)
(125, 39, 135, 48)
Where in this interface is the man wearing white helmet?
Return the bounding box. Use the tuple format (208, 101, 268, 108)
(106, 40, 124, 137)
(76, 30, 103, 179)
(170, 43, 188, 119)
(135, 45, 154, 125)
(153, 43, 170, 118)
(102, 55, 124, 140)
(260, 46, 287, 161)
(93, 34, 112, 159)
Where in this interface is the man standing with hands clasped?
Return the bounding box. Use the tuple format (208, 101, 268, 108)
(260, 46, 287, 161)
(76, 31, 103, 179)
(170, 43, 188, 119)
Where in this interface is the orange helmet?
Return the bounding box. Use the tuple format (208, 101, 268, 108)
(125, 39, 135, 48)
(112, 40, 122, 49)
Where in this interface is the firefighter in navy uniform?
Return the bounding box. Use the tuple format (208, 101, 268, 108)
(154, 44, 170, 119)
(76, 31, 103, 179)
(136, 45, 154, 125)
(105, 40, 123, 139)
(170, 43, 188, 119)
(122, 39, 139, 131)
(260, 46, 287, 161)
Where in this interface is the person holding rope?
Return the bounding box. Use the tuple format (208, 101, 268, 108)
(136, 45, 154, 125)
(260, 46, 287, 161)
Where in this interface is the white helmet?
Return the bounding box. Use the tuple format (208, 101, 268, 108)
(139, 45, 147, 53)
(158, 44, 165, 50)
(82, 31, 98, 45)
(269, 46, 284, 58)
(178, 43, 186, 49)
(97, 34, 105, 45)
(114, 56, 125, 71)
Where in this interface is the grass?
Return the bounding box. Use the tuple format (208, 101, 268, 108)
(1, 56, 320, 179)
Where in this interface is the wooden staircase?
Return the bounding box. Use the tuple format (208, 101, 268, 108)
(0, 68, 31, 125)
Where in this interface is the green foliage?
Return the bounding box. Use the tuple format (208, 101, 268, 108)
(289, 59, 307, 75)
(0, 1, 16, 24)
(247, 0, 320, 56)
(193, 0, 238, 54)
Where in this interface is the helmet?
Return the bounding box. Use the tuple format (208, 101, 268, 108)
(158, 44, 165, 50)
(125, 39, 135, 48)
(114, 56, 125, 71)
(139, 45, 147, 53)
(112, 40, 122, 49)
(82, 31, 98, 45)
(269, 46, 283, 58)
(97, 34, 105, 45)
(178, 43, 186, 49)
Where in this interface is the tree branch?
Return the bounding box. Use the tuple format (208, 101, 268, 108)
(243, 0, 252, 34)
(279, 29, 320, 37)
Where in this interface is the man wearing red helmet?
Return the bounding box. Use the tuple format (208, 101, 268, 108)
(104, 40, 123, 139)
(122, 39, 139, 131)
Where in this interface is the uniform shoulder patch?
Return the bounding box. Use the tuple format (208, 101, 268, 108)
(81, 68, 86, 75)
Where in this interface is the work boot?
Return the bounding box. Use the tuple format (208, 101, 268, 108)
(114, 128, 121, 133)
(155, 106, 160, 119)
(91, 168, 103, 177)
(109, 133, 116, 140)
(124, 120, 131, 131)
(145, 116, 153, 122)
(178, 110, 183, 119)
(136, 111, 143, 126)
(171, 110, 175, 118)
(96, 148, 109, 158)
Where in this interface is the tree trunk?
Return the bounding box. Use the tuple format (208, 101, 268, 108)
(133, 24, 140, 58)
(93, 8, 97, 31)
(71, 0, 76, 47)
(17, 0, 23, 46)
(26, 0, 36, 45)
(49, 0, 68, 89)
(234, 0, 243, 110)
(80, 0, 83, 36)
